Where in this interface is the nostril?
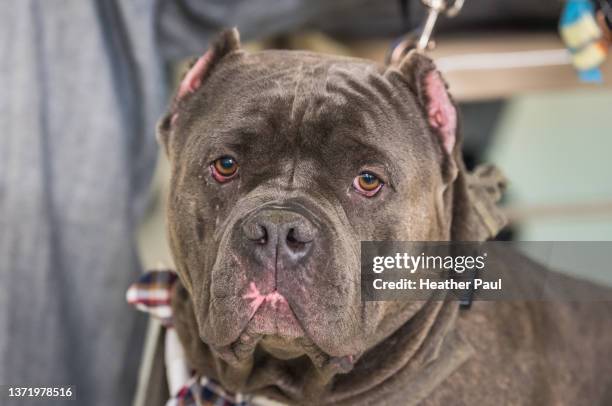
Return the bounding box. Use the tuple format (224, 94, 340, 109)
(256, 225, 268, 245)
(285, 228, 310, 252)
(243, 221, 268, 244)
(286, 228, 297, 243)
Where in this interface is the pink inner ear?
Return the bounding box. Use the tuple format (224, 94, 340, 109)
(177, 49, 215, 99)
(424, 71, 457, 155)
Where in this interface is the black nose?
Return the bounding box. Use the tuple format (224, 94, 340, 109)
(242, 209, 317, 264)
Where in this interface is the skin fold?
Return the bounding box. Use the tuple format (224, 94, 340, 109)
(158, 29, 612, 405)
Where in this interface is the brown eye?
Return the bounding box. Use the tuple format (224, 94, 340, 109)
(353, 172, 383, 197)
(211, 156, 239, 182)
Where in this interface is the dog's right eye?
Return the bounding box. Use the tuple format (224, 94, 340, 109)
(211, 156, 239, 183)
(353, 171, 384, 197)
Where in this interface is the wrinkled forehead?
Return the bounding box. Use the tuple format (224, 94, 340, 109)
(184, 50, 434, 161)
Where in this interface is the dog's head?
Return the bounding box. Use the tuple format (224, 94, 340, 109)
(158, 29, 504, 375)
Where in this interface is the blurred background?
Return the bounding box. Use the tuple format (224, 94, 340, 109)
(1, 1, 611, 405)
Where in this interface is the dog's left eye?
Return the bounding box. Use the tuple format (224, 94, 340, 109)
(353, 172, 383, 197)
(211, 156, 239, 182)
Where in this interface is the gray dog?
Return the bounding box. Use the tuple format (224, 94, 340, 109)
(156, 29, 612, 405)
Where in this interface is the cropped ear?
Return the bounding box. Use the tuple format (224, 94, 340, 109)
(393, 51, 507, 241)
(397, 50, 458, 158)
(157, 28, 241, 158)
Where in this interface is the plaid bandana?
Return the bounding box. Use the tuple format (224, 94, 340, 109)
(168, 376, 247, 406)
(127, 270, 249, 406)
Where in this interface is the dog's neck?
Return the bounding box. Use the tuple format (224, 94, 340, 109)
(171, 284, 473, 405)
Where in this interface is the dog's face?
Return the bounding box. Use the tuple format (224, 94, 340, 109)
(158, 30, 466, 369)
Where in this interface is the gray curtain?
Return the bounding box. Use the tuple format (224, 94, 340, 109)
(0, 1, 162, 404)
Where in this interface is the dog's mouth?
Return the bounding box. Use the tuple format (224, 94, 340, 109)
(208, 281, 356, 375)
(242, 282, 305, 339)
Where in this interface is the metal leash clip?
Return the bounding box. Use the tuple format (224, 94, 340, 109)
(388, 0, 465, 65)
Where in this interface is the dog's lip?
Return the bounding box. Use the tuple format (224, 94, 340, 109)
(207, 283, 358, 375)
(211, 324, 357, 376)
(241, 281, 305, 339)
(242, 282, 290, 318)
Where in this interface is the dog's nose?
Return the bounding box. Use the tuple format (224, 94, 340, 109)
(242, 210, 317, 264)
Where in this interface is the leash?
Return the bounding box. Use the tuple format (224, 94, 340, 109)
(389, 0, 465, 64)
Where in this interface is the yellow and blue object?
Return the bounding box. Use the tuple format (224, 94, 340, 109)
(560, 0, 608, 82)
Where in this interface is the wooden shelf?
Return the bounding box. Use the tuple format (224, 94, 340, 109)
(348, 33, 612, 101)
